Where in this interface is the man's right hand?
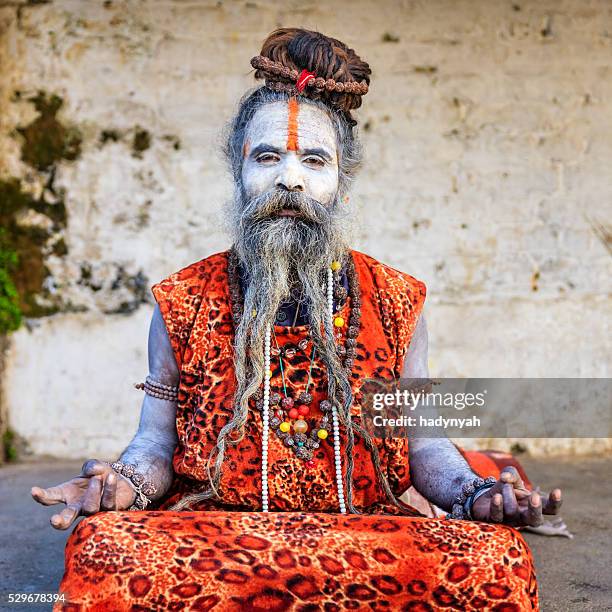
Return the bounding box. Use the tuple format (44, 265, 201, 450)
(31, 459, 137, 530)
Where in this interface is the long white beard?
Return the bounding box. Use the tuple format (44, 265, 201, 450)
(223, 186, 353, 434)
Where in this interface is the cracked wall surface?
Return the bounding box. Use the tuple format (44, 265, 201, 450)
(0, 0, 610, 458)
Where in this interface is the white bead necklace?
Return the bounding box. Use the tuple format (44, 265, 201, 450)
(260, 265, 346, 514)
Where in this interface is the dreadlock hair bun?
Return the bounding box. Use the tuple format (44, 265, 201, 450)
(251, 27, 372, 126)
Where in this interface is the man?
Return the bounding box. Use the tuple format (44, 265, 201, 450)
(33, 28, 561, 610)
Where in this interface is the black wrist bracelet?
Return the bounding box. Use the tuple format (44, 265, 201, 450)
(446, 476, 497, 520)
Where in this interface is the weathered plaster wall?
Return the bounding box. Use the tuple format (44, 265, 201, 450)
(0, 0, 610, 459)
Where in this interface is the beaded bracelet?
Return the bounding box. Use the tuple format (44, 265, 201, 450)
(446, 476, 497, 520)
(134, 375, 178, 401)
(108, 461, 157, 511)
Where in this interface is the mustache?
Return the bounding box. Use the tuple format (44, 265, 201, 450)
(242, 188, 331, 224)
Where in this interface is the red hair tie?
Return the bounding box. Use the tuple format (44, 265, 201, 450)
(296, 69, 316, 93)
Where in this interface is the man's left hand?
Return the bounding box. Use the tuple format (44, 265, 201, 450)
(471, 466, 562, 527)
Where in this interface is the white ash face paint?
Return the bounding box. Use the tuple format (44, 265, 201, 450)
(241, 100, 339, 206)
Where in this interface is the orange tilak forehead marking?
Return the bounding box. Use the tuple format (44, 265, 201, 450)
(286, 97, 299, 151)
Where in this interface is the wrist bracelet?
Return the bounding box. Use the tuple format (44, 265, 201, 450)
(107, 461, 157, 510)
(465, 482, 495, 519)
(134, 375, 179, 401)
(446, 476, 497, 520)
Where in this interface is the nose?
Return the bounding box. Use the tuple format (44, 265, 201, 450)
(275, 155, 304, 192)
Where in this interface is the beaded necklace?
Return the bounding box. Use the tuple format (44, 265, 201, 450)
(263, 329, 325, 466)
(226, 249, 362, 513)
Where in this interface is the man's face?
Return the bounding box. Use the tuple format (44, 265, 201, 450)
(240, 100, 339, 209)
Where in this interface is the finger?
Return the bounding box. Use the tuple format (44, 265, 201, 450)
(80, 459, 109, 478)
(522, 491, 543, 527)
(482, 470, 523, 498)
(513, 487, 532, 501)
(80, 476, 103, 515)
(50, 503, 81, 530)
(516, 484, 542, 502)
(502, 483, 520, 523)
(490, 493, 504, 522)
(543, 488, 563, 515)
(500, 465, 525, 490)
(100, 472, 117, 511)
(484, 478, 506, 498)
(31, 485, 65, 506)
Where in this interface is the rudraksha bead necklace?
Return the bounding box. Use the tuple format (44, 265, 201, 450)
(226, 248, 362, 513)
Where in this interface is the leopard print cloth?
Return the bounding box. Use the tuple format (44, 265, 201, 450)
(55, 249, 538, 610)
(57, 509, 537, 611)
(151, 249, 427, 513)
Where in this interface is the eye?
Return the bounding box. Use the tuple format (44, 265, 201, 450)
(303, 156, 325, 167)
(255, 153, 280, 164)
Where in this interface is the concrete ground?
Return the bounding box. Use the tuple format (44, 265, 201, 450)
(0, 455, 610, 611)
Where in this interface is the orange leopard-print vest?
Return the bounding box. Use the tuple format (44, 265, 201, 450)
(151, 249, 427, 513)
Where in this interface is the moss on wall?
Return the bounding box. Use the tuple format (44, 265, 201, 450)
(14, 91, 82, 171)
(0, 230, 22, 334)
(0, 178, 66, 320)
(132, 125, 151, 158)
(0, 90, 82, 329)
(2, 428, 17, 463)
